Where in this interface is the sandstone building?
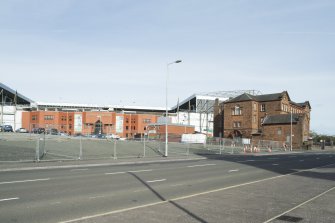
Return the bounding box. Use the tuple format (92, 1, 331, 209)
(214, 91, 311, 149)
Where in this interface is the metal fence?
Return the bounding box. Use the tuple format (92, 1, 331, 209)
(0, 132, 294, 162)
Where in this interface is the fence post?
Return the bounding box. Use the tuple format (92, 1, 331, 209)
(219, 138, 222, 155)
(113, 140, 117, 160)
(78, 135, 82, 160)
(42, 133, 46, 157)
(143, 136, 146, 158)
(231, 140, 234, 154)
(35, 137, 40, 162)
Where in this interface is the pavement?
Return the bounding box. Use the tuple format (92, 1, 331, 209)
(0, 147, 333, 171)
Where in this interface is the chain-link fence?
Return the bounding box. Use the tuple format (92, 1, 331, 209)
(0, 131, 294, 162)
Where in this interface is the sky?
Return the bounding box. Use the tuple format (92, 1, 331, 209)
(0, 0, 334, 135)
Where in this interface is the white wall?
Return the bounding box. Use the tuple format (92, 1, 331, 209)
(0, 106, 22, 129)
(171, 112, 214, 135)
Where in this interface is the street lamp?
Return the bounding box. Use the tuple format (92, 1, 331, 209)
(165, 60, 182, 157)
(290, 107, 293, 151)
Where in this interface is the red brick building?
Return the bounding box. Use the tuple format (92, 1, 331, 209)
(214, 91, 311, 149)
(22, 110, 195, 140)
(22, 111, 160, 138)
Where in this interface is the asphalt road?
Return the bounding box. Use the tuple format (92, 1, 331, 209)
(0, 152, 334, 223)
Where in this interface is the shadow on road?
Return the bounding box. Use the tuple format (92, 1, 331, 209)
(195, 153, 335, 182)
(128, 172, 207, 223)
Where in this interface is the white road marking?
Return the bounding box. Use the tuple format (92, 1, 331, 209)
(0, 197, 19, 202)
(316, 158, 320, 160)
(263, 186, 335, 223)
(59, 163, 335, 223)
(50, 201, 61, 205)
(105, 172, 126, 175)
(105, 169, 153, 175)
(170, 183, 185, 187)
(133, 189, 147, 193)
(228, 169, 239, 173)
(146, 179, 166, 183)
(272, 164, 279, 166)
(89, 195, 106, 199)
(128, 169, 153, 173)
(70, 168, 88, 171)
(245, 160, 256, 162)
(187, 164, 216, 168)
(0, 178, 50, 185)
(299, 160, 304, 162)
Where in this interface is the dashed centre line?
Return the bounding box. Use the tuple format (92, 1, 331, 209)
(228, 169, 239, 173)
(128, 169, 153, 173)
(146, 179, 166, 183)
(187, 164, 216, 168)
(0, 178, 50, 185)
(0, 197, 19, 202)
(70, 168, 88, 171)
(105, 169, 153, 175)
(105, 171, 126, 175)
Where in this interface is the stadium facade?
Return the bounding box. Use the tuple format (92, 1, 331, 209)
(1, 82, 253, 138)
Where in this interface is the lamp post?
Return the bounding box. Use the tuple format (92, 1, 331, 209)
(165, 60, 182, 157)
(290, 107, 293, 151)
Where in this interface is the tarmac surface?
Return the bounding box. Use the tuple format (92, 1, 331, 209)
(0, 149, 334, 223)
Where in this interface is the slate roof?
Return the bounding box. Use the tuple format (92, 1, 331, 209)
(262, 114, 301, 125)
(226, 92, 287, 103)
(226, 91, 311, 110)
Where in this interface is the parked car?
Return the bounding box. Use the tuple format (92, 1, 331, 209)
(16, 128, 29, 133)
(58, 132, 69, 136)
(46, 128, 58, 135)
(106, 134, 121, 140)
(32, 128, 45, 134)
(3, 125, 14, 132)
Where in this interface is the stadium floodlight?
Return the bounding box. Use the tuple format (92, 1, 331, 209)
(165, 60, 182, 157)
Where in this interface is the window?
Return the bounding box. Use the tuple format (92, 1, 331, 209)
(143, 119, 151, 123)
(44, 115, 54, 120)
(233, 122, 241, 128)
(126, 126, 129, 130)
(69, 116, 72, 121)
(260, 104, 266, 112)
(232, 105, 242, 115)
(277, 127, 282, 135)
(32, 115, 37, 120)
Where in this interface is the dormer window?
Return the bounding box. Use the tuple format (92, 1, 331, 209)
(260, 104, 266, 112)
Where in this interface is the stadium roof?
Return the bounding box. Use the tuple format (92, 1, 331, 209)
(0, 82, 34, 105)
